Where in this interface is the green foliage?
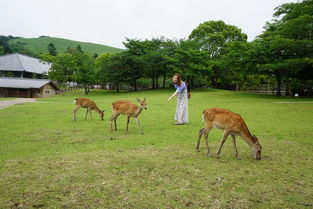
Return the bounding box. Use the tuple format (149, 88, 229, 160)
(76, 44, 84, 53)
(47, 43, 57, 56)
(189, 20, 247, 58)
(0, 46, 4, 55)
(0, 35, 19, 54)
(71, 53, 95, 94)
(255, 0, 313, 95)
(46, 53, 74, 84)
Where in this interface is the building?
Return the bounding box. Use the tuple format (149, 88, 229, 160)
(0, 78, 58, 98)
(0, 53, 58, 98)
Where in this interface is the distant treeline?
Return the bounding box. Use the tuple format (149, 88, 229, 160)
(3, 0, 313, 96)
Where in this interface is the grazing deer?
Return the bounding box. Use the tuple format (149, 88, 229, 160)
(197, 108, 262, 160)
(73, 98, 104, 121)
(110, 98, 147, 134)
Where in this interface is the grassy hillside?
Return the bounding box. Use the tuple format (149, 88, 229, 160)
(0, 89, 312, 208)
(8, 36, 123, 56)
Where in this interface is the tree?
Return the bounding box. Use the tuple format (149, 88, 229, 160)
(47, 53, 73, 85)
(95, 52, 114, 87)
(76, 45, 84, 53)
(217, 41, 253, 90)
(71, 53, 94, 94)
(188, 21, 248, 88)
(104, 53, 128, 92)
(256, 0, 313, 95)
(189, 20, 247, 58)
(93, 53, 99, 59)
(0, 46, 4, 55)
(47, 43, 57, 56)
(173, 39, 210, 87)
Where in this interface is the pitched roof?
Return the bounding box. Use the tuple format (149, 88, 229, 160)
(0, 53, 51, 74)
(0, 78, 58, 89)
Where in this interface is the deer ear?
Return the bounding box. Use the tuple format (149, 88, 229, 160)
(136, 98, 140, 102)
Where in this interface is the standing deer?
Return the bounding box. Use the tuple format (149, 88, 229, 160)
(197, 108, 262, 160)
(73, 98, 104, 121)
(110, 98, 147, 134)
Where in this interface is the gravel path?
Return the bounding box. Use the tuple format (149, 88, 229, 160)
(0, 98, 37, 110)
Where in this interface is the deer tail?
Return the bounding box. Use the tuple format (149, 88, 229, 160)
(73, 98, 78, 105)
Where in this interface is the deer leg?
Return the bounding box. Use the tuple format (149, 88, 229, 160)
(204, 130, 211, 156)
(110, 113, 117, 132)
(85, 108, 89, 120)
(196, 128, 206, 152)
(217, 131, 230, 157)
(89, 109, 92, 120)
(231, 135, 239, 158)
(126, 116, 130, 132)
(114, 118, 117, 130)
(73, 106, 80, 121)
(135, 117, 144, 134)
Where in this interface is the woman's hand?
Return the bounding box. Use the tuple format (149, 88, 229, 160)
(168, 91, 177, 101)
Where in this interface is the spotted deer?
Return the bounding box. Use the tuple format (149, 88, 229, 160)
(110, 98, 147, 134)
(73, 98, 104, 121)
(197, 108, 262, 160)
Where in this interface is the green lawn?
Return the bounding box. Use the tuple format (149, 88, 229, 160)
(0, 98, 15, 101)
(0, 89, 312, 208)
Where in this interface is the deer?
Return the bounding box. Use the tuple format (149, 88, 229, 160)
(73, 98, 104, 121)
(110, 98, 147, 134)
(196, 108, 262, 160)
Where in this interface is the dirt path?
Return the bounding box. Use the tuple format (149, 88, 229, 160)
(0, 98, 37, 110)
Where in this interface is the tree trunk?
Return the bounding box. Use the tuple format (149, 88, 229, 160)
(276, 74, 282, 96)
(152, 78, 155, 89)
(162, 74, 166, 88)
(211, 76, 217, 88)
(285, 78, 290, 96)
(116, 82, 119, 92)
(84, 84, 88, 95)
(236, 83, 239, 91)
(156, 77, 159, 89)
(134, 79, 137, 91)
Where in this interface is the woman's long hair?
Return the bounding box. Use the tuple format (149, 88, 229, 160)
(173, 73, 182, 86)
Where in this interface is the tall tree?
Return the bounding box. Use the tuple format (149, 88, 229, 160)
(256, 0, 313, 95)
(76, 45, 84, 53)
(71, 53, 94, 94)
(188, 20, 247, 88)
(47, 43, 57, 56)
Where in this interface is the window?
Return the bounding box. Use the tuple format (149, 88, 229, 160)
(45, 90, 49, 94)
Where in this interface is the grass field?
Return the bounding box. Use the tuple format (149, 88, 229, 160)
(0, 98, 15, 101)
(0, 89, 312, 208)
(8, 37, 123, 56)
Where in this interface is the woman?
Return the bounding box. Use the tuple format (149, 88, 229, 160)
(168, 73, 188, 125)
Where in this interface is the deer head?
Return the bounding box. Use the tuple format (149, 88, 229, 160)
(100, 110, 105, 120)
(136, 98, 147, 110)
(251, 135, 262, 160)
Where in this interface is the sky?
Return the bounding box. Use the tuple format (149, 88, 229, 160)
(0, 0, 297, 49)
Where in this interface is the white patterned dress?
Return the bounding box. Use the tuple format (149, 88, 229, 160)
(174, 82, 188, 124)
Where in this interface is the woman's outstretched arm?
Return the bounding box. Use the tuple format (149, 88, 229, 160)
(168, 91, 178, 101)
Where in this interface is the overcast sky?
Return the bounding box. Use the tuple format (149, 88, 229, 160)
(0, 0, 297, 49)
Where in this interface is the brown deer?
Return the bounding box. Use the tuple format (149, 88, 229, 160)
(73, 98, 104, 121)
(110, 98, 147, 134)
(197, 108, 262, 160)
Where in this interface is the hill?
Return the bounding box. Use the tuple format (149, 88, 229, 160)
(7, 36, 123, 56)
